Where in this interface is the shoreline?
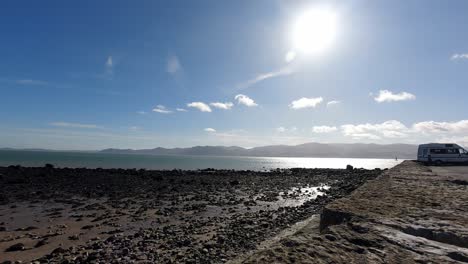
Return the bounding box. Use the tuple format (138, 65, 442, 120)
(242, 161, 468, 263)
(0, 165, 381, 263)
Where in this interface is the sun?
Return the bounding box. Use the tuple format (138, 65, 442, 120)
(292, 8, 337, 55)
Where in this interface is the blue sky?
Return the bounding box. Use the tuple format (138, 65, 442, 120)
(1, 0, 468, 150)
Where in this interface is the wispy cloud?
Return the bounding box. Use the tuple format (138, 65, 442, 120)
(152, 105, 173, 114)
(451, 53, 468, 60)
(98, 55, 114, 80)
(187, 102, 212, 112)
(50, 122, 102, 129)
(106, 56, 113, 71)
(276, 127, 287, 133)
(374, 90, 415, 103)
(289, 97, 323, 109)
(235, 94, 258, 107)
(16, 79, 48, 86)
(326, 100, 341, 107)
(276, 126, 297, 133)
(105, 56, 114, 78)
(167, 55, 181, 74)
(204, 128, 216, 133)
(176, 108, 187, 112)
(312, 126, 337, 133)
(237, 66, 293, 90)
(210, 102, 234, 110)
(137, 111, 147, 115)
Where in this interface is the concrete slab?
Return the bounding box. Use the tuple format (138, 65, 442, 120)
(430, 165, 468, 181)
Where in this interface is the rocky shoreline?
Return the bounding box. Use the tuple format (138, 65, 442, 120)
(242, 161, 468, 263)
(0, 165, 381, 263)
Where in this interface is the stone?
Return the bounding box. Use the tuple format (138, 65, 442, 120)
(35, 239, 48, 248)
(51, 247, 67, 255)
(6, 243, 25, 252)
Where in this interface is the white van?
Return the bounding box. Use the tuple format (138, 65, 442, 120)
(417, 143, 468, 164)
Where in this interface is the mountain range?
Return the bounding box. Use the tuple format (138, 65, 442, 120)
(100, 143, 417, 159)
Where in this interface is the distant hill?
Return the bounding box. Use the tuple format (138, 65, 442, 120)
(100, 143, 417, 159)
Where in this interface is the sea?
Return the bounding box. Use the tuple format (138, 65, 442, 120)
(0, 150, 403, 170)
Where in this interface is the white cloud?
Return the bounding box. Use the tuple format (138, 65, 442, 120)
(176, 108, 187, 112)
(204, 128, 216, 133)
(438, 136, 468, 148)
(50, 122, 102, 129)
(106, 56, 113, 68)
(106, 56, 113, 75)
(187, 102, 212, 112)
(137, 111, 147, 115)
(129, 126, 141, 131)
(451, 53, 468, 60)
(312, 126, 337, 133)
(167, 55, 181, 74)
(285, 51, 296, 63)
(289, 97, 323, 109)
(382, 130, 408, 138)
(339, 119, 468, 143)
(276, 126, 286, 133)
(341, 120, 408, 139)
(374, 90, 415, 103)
(349, 133, 382, 140)
(210, 102, 234, 110)
(326, 100, 340, 107)
(152, 105, 173, 114)
(412, 120, 468, 134)
(276, 126, 297, 133)
(237, 66, 293, 90)
(16, 79, 48, 86)
(235, 94, 258, 107)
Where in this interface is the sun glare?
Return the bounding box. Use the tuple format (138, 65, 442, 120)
(292, 8, 337, 55)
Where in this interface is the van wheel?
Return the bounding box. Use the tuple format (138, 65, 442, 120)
(435, 160, 443, 166)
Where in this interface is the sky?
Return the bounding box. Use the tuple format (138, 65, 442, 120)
(1, 0, 468, 150)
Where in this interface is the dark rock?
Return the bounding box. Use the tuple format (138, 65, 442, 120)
(68, 234, 79, 240)
(6, 243, 25, 252)
(230, 180, 240, 186)
(51, 247, 67, 255)
(448, 251, 468, 262)
(15, 226, 38, 231)
(35, 239, 48, 248)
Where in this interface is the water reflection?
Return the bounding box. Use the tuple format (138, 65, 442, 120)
(277, 185, 330, 207)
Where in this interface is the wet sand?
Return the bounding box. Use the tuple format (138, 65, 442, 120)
(0, 165, 381, 263)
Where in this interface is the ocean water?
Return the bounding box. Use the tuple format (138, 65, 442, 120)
(0, 150, 403, 170)
(0, 150, 402, 170)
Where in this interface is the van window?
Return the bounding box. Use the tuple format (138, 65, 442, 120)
(422, 148, 428, 156)
(447, 149, 459, 154)
(430, 149, 448, 154)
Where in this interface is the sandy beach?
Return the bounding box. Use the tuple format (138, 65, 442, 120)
(0, 165, 381, 263)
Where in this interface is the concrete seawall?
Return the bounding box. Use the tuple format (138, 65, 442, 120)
(242, 161, 468, 263)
